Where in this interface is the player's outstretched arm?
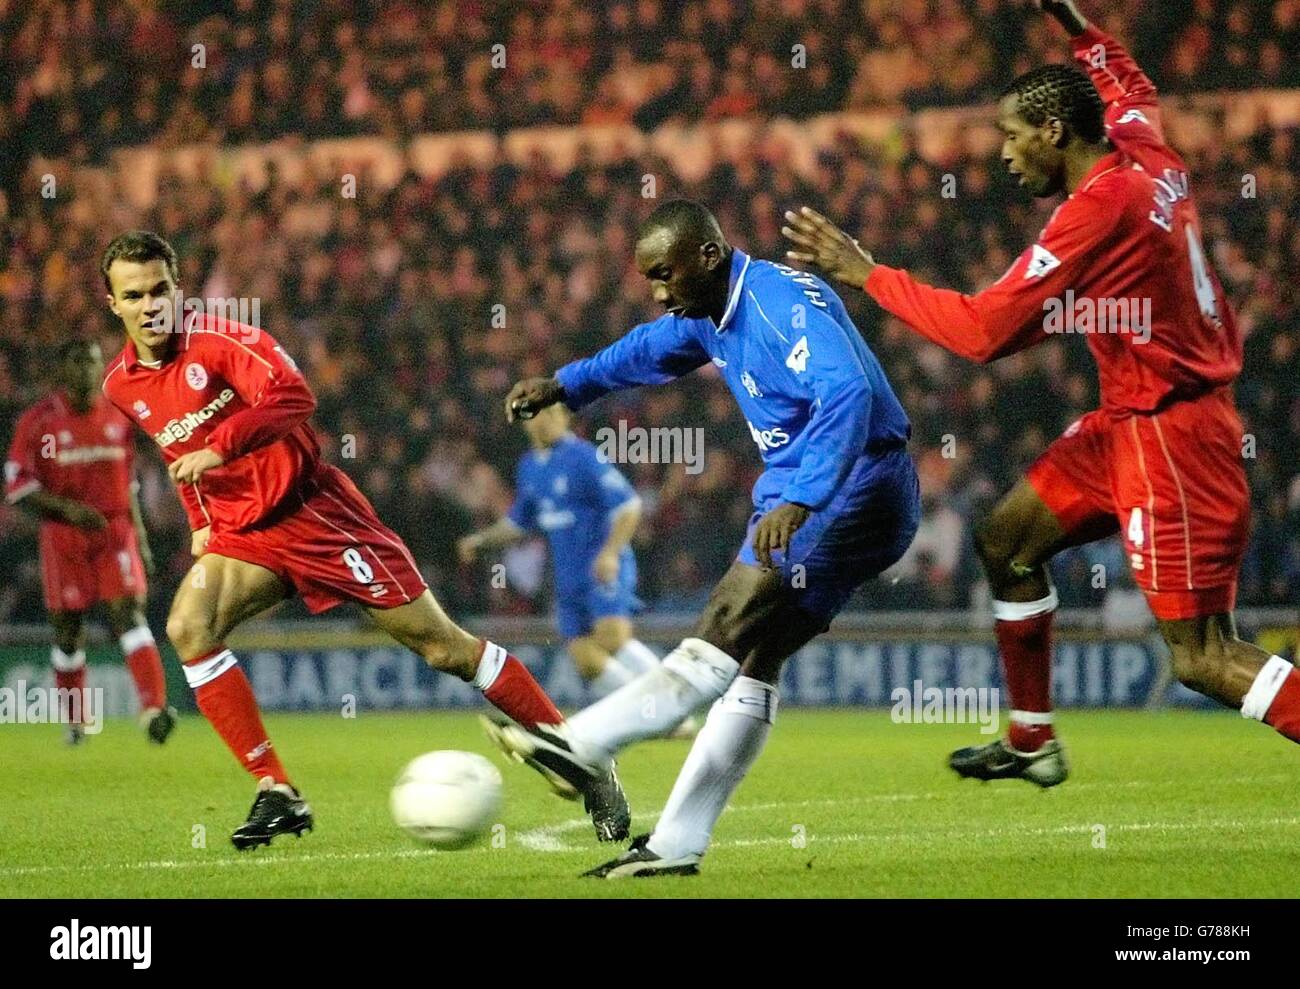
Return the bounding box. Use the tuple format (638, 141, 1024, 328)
(785, 191, 1119, 365)
(782, 207, 875, 290)
(1046, 1, 1166, 150)
(12, 490, 108, 531)
(457, 517, 526, 561)
(504, 301, 720, 425)
(128, 481, 154, 576)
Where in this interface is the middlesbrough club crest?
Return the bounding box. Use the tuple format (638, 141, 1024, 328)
(185, 362, 209, 390)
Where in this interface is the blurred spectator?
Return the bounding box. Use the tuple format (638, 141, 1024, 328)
(2, 2, 1296, 627)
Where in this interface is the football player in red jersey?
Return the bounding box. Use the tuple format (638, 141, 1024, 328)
(6, 339, 173, 745)
(99, 230, 629, 848)
(784, 0, 1299, 784)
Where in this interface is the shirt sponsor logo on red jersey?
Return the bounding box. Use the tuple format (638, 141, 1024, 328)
(54, 446, 128, 465)
(154, 388, 236, 448)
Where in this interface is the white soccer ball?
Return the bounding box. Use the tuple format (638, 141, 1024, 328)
(390, 750, 503, 849)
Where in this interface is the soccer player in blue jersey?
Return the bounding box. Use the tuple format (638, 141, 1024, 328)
(458, 403, 673, 699)
(486, 199, 920, 877)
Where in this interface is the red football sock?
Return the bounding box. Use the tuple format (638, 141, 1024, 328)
(474, 640, 563, 728)
(121, 629, 167, 711)
(1258, 663, 1300, 743)
(54, 667, 87, 725)
(995, 607, 1056, 752)
(185, 647, 290, 785)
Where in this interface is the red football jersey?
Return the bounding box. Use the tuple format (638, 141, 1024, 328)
(864, 24, 1241, 415)
(5, 391, 136, 516)
(102, 312, 321, 533)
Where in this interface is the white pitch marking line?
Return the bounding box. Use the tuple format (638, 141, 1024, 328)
(726, 816, 1300, 850)
(0, 847, 444, 879)
(514, 772, 1295, 851)
(4, 777, 1296, 876)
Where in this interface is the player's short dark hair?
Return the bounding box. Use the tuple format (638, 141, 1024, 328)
(637, 199, 725, 247)
(100, 230, 179, 292)
(55, 338, 100, 363)
(1001, 63, 1106, 145)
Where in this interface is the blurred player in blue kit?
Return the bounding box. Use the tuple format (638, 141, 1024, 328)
(488, 199, 920, 877)
(459, 403, 683, 705)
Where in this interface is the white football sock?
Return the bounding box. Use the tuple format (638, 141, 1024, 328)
(51, 646, 86, 672)
(567, 637, 739, 763)
(614, 639, 661, 675)
(648, 676, 778, 860)
(586, 657, 636, 698)
(1241, 655, 1293, 721)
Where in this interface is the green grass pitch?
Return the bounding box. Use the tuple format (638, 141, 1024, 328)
(3, 708, 1296, 897)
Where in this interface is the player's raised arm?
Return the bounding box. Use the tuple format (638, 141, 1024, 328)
(505, 315, 709, 422)
(1043, 1, 1168, 153)
(1035, 1, 1088, 37)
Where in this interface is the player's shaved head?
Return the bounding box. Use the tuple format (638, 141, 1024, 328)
(637, 199, 726, 248)
(56, 337, 102, 364)
(635, 200, 732, 323)
(56, 338, 104, 404)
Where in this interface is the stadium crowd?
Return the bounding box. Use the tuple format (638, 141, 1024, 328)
(5, 0, 1300, 164)
(2, 2, 1297, 628)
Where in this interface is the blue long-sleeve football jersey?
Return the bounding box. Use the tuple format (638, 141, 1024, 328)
(507, 433, 640, 597)
(555, 250, 911, 512)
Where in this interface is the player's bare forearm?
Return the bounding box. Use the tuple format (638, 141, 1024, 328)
(505, 377, 565, 422)
(600, 499, 641, 557)
(128, 483, 154, 575)
(1034, 0, 1087, 36)
(457, 517, 524, 562)
(16, 490, 108, 530)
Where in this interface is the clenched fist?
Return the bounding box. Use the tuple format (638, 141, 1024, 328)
(504, 377, 565, 423)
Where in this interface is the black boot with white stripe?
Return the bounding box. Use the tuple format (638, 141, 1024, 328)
(948, 737, 1068, 787)
(582, 833, 701, 879)
(231, 775, 314, 850)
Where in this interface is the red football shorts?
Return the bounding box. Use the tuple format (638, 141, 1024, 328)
(204, 465, 428, 614)
(40, 514, 146, 612)
(1027, 387, 1250, 620)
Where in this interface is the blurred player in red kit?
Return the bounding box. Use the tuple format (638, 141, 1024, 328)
(99, 230, 629, 848)
(784, 0, 1299, 784)
(6, 339, 172, 745)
